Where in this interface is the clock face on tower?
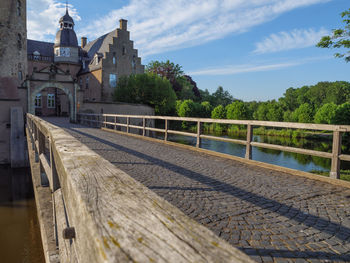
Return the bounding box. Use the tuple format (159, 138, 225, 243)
(55, 47, 71, 57)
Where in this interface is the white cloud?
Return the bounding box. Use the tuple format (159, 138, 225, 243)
(187, 56, 330, 76)
(27, 0, 80, 41)
(253, 28, 330, 54)
(28, 0, 330, 56)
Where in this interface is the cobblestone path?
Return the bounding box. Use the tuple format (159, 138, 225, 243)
(46, 118, 350, 263)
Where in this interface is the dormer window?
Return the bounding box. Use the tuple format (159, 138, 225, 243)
(33, 51, 40, 60)
(64, 23, 68, 28)
(122, 45, 126, 55)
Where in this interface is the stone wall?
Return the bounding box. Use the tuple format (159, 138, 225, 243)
(0, 0, 27, 91)
(0, 100, 26, 164)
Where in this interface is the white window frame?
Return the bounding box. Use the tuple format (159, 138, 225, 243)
(35, 94, 42, 108)
(47, 94, 55, 108)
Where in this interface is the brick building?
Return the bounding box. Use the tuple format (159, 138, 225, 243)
(27, 7, 144, 119)
(0, 1, 149, 164)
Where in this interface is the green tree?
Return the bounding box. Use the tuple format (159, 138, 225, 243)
(113, 73, 176, 115)
(211, 105, 226, 119)
(333, 102, 350, 124)
(200, 101, 212, 118)
(226, 101, 249, 120)
(291, 103, 314, 123)
(314, 103, 338, 124)
(253, 103, 269, 121)
(211, 86, 234, 107)
(317, 8, 350, 62)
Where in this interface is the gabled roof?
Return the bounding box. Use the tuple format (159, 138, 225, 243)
(83, 29, 117, 59)
(27, 39, 54, 57)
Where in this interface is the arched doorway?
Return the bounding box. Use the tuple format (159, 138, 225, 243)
(29, 82, 76, 122)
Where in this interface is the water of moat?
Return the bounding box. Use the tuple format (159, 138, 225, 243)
(155, 131, 350, 173)
(0, 165, 45, 263)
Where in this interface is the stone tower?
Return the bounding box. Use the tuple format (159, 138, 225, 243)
(54, 7, 79, 64)
(0, 0, 27, 90)
(0, 0, 28, 164)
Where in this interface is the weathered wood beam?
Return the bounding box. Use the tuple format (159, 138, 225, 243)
(28, 114, 254, 263)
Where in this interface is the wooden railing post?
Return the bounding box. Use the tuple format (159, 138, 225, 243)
(38, 131, 49, 186)
(127, 117, 130, 133)
(104, 115, 107, 128)
(245, 124, 253, 160)
(143, 118, 146, 136)
(49, 138, 60, 191)
(330, 131, 342, 179)
(114, 116, 117, 130)
(34, 126, 39, 163)
(165, 119, 168, 141)
(196, 121, 201, 148)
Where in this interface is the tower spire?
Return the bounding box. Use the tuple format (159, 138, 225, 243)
(66, 0, 68, 14)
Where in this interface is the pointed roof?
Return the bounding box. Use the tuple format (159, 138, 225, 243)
(59, 6, 74, 24)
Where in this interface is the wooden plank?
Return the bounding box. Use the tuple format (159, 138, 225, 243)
(199, 134, 247, 145)
(128, 124, 142, 129)
(39, 153, 51, 188)
(28, 114, 254, 263)
(196, 121, 201, 148)
(330, 131, 342, 179)
(26, 126, 59, 263)
(53, 189, 78, 263)
(167, 130, 197, 137)
(144, 127, 166, 133)
(165, 119, 168, 141)
(245, 124, 253, 160)
(81, 113, 350, 132)
(340, 154, 350, 162)
(250, 142, 333, 159)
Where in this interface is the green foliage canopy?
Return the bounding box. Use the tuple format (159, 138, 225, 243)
(113, 73, 176, 115)
(314, 103, 337, 124)
(317, 8, 350, 62)
(226, 101, 249, 120)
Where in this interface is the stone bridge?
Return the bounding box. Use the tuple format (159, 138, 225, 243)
(27, 115, 350, 263)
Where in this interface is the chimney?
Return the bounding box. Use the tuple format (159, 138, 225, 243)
(81, 37, 87, 48)
(119, 19, 127, 31)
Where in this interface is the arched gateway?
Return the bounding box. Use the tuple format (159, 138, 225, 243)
(28, 81, 77, 122)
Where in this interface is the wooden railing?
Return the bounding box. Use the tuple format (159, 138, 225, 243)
(78, 113, 350, 179)
(27, 113, 253, 263)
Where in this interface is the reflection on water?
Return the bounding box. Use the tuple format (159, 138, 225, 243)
(155, 132, 349, 173)
(0, 166, 45, 263)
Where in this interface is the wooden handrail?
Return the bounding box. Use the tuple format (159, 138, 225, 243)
(27, 113, 253, 263)
(77, 113, 350, 179)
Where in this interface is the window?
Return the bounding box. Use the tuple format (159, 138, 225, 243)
(82, 60, 86, 69)
(79, 78, 82, 88)
(17, 0, 21, 16)
(95, 56, 99, 65)
(17, 34, 22, 50)
(132, 55, 136, 70)
(18, 70, 22, 81)
(122, 45, 126, 55)
(35, 94, 42, 108)
(112, 53, 116, 65)
(86, 76, 89, 89)
(47, 94, 55, 108)
(109, 74, 117, 88)
(33, 51, 40, 60)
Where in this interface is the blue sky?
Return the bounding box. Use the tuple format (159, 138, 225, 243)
(27, 0, 350, 101)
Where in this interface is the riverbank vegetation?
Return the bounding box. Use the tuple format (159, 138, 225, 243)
(113, 60, 350, 133)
